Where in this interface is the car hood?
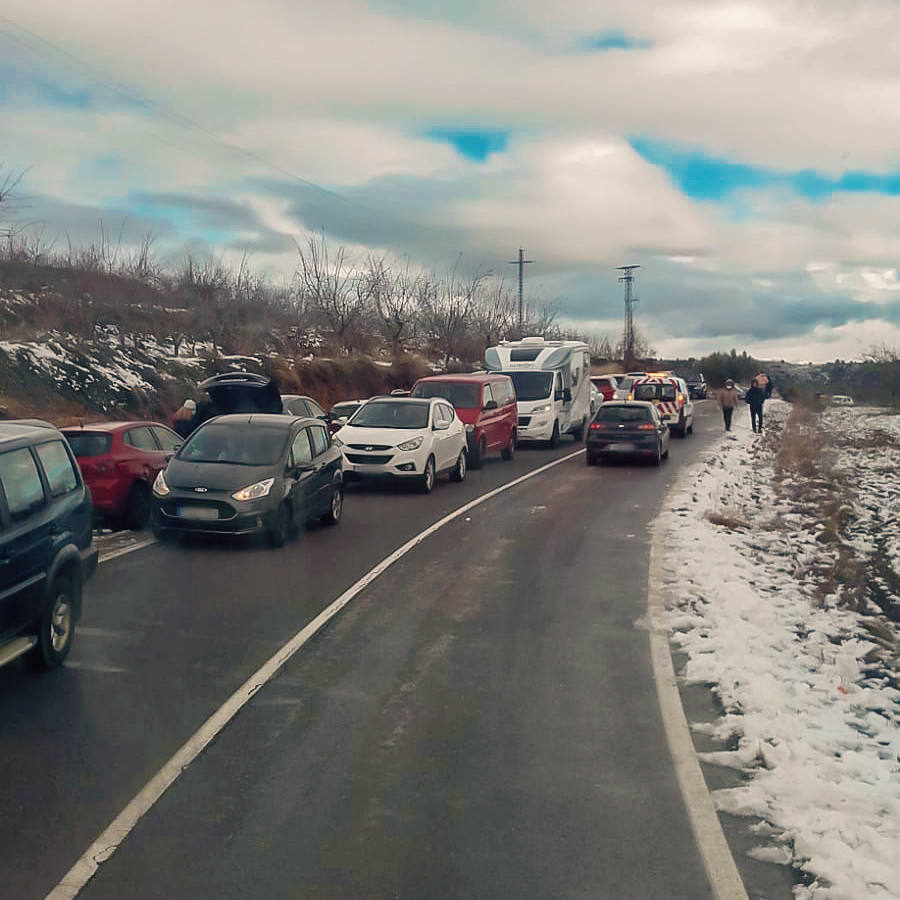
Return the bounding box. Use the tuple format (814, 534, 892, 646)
(165, 459, 277, 491)
(335, 425, 426, 447)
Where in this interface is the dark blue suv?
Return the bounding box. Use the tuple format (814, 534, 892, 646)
(0, 421, 98, 670)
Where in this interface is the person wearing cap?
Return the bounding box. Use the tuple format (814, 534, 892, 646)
(718, 379, 740, 431)
(745, 379, 766, 433)
(173, 398, 197, 439)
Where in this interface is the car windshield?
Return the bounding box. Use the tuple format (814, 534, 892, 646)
(633, 382, 677, 401)
(596, 406, 653, 423)
(411, 382, 480, 408)
(331, 403, 361, 418)
(178, 424, 287, 465)
(63, 432, 112, 457)
(505, 371, 552, 402)
(348, 401, 430, 429)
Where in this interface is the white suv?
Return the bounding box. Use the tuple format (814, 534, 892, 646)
(334, 397, 468, 493)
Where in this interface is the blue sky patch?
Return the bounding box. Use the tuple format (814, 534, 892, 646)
(578, 31, 651, 52)
(630, 138, 900, 202)
(426, 128, 510, 161)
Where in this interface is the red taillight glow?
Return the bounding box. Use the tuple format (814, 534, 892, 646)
(637, 423, 656, 430)
(678, 393, 685, 405)
(590, 422, 609, 430)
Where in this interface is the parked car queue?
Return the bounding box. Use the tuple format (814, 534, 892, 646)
(1, 367, 705, 674)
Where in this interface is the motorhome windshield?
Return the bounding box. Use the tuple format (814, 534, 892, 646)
(505, 371, 553, 402)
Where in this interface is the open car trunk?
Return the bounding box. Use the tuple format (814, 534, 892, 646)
(197, 373, 283, 418)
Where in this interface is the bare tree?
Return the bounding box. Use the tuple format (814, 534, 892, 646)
(295, 233, 370, 354)
(420, 260, 484, 366)
(470, 276, 515, 355)
(0, 166, 26, 244)
(366, 255, 421, 357)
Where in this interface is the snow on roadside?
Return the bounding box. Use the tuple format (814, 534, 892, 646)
(656, 399, 900, 900)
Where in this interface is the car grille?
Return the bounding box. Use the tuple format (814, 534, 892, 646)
(347, 443, 391, 451)
(518, 416, 531, 426)
(160, 500, 234, 520)
(345, 453, 393, 465)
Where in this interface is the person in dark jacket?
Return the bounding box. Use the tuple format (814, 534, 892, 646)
(172, 399, 196, 439)
(745, 380, 766, 433)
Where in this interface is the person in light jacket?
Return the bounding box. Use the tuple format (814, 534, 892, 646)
(172, 399, 196, 439)
(719, 379, 740, 431)
(745, 380, 766, 433)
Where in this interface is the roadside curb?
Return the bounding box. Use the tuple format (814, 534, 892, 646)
(648, 481, 749, 900)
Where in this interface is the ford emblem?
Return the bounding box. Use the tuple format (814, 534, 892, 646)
(194, 487, 209, 493)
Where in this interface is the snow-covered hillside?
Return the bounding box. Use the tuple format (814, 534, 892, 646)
(658, 401, 900, 899)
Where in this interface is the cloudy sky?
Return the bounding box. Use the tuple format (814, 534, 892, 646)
(3, 0, 900, 362)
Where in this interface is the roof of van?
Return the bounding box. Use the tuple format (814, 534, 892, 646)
(414, 372, 511, 383)
(0, 420, 61, 446)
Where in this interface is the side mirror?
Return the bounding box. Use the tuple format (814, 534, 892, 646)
(483, 400, 498, 410)
(563, 389, 572, 403)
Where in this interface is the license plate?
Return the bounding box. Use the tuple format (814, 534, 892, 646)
(177, 506, 219, 520)
(608, 442, 636, 451)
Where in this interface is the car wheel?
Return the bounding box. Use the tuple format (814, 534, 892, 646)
(469, 437, 484, 469)
(450, 449, 467, 483)
(501, 433, 516, 461)
(124, 482, 151, 531)
(663, 444, 670, 459)
(419, 456, 436, 493)
(35, 574, 77, 668)
(268, 502, 290, 548)
(653, 441, 662, 466)
(687, 420, 694, 435)
(321, 484, 343, 525)
(677, 415, 687, 438)
(548, 422, 560, 449)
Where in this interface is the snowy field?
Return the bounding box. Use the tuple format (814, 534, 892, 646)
(656, 399, 900, 899)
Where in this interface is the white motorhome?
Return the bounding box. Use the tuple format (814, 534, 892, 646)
(484, 337, 592, 446)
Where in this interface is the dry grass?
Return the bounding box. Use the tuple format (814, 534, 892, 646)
(775, 406, 827, 478)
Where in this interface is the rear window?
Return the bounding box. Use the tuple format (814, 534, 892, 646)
(595, 406, 653, 423)
(411, 382, 480, 409)
(64, 432, 112, 457)
(36, 441, 79, 497)
(633, 382, 677, 402)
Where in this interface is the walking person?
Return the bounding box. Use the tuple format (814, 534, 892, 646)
(719, 379, 740, 431)
(745, 379, 766, 433)
(172, 399, 196, 439)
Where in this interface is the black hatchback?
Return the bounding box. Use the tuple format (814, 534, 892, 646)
(151, 414, 344, 546)
(585, 401, 670, 466)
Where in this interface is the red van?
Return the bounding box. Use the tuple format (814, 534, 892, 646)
(410, 373, 517, 467)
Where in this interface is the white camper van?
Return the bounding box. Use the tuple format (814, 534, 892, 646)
(484, 337, 592, 446)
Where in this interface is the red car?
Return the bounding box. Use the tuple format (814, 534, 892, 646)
(590, 375, 619, 402)
(61, 421, 182, 530)
(410, 373, 517, 467)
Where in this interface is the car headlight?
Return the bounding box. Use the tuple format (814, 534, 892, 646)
(232, 478, 275, 502)
(397, 436, 424, 451)
(531, 404, 551, 414)
(332, 435, 344, 447)
(153, 470, 170, 497)
(465, 424, 475, 433)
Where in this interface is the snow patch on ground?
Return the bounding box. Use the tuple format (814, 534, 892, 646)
(657, 400, 900, 900)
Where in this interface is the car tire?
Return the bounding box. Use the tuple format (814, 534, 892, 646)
(124, 482, 151, 531)
(687, 420, 694, 435)
(663, 445, 670, 459)
(268, 502, 290, 548)
(34, 574, 77, 668)
(321, 484, 343, 525)
(548, 422, 560, 449)
(676, 415, 687, 438)
(450, 449, 467, 483)
(653, 442, 662, 466)
(469, 437, 484, 469)
(501, 433, 516, 461)
(419, 456, 436, 494)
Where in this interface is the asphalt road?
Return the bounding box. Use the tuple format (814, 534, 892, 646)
(2, 402, 725, 899)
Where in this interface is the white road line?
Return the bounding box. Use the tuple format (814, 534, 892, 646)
(648, 520, 749, 900)
(98, 538, 157, 564)
(48, 447, 585, 899)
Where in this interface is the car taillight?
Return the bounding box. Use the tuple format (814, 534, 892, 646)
(589, 422, 609, 430)
(678, 393, 685, 404)
(637, 423, 656, 430)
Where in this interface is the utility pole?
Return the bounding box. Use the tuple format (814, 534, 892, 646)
(508, 248, 534, 332)
(617, 264, 640, 368)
